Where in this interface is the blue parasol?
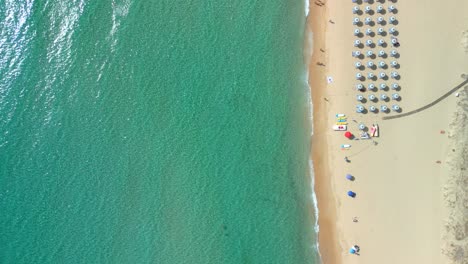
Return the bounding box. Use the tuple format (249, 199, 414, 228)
(347, 191, 356, 198)
(346, 174, 354, 181)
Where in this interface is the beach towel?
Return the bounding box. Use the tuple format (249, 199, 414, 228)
(327, 76, 333, 84)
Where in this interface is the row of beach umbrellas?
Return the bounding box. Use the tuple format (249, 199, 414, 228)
(355, 72, 399, 80)
(356, 93, 400, 101)
(356, 83, 399, 90)
(354, 39, 400, 47)
(356, 104, 400, 112)
(352, 49, 398, 57)
(354, 60, 399, 68)
(353, 16, 397, 25)
(354, 27, 398, 36)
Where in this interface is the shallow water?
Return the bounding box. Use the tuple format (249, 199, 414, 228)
(0, 1, 318, 263)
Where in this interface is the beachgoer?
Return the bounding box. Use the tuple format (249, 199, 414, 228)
(324, 97, 329, 102)
(329, 19, 335, 24)
(353, 245, 360, 252)
(352, 217, 358, 222)
(344, 157, 350, 163)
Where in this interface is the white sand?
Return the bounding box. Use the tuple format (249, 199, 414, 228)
(309, 0, 468, 263)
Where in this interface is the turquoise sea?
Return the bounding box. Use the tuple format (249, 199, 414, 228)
(0, 0, 318, 263)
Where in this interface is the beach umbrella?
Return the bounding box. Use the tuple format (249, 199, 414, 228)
(347, 191, 356, 198)
(381, 94, 388, 100)
(364, 6, 371, 13)
(381, 105, 388, 112)
(368, 72, 375, 79)
(366, 50, 373, 57)
(369, 105, 377, 112)
(392, 93, 400, 100)
(389, 5, 396, 13)
(392, 104, 400, 111)
(378, 61, 386, 68)
(377, 17, 384, 24)
(391, 71, 399, 78)
(389, 27, 397, 34)
(365, 39, 373, 46)
(377, 39, 385, 46)
(364, 17, 372, 25)
(353, 17, 360, 25)
(356, 104, 365, 113)
(354, 29, 361, 36)
(391, 83, 399, 90)
(379, 72, 386, 79)
(390, 61, 398, 68)
(358, 123, 366, 130)
(376, 5, 384, 13)
(354, 39, 361, 47)
(380, 83, 387, 90)
(356, 83, 364, 91)
(352, 6, 360, 14)
(365, 28, 373, 36)
(368, 94, 376, 101)
(389, 16, 397, 24)
(355, 62, 362, 68)
(356, 94, 364, 101)
(356, 73, 363, 80)
(352, 51, 361, 57)
(368, 83, 375, 90)
(391, 38, 398, 45)
(344, 132, 353, 139)
(346, 174, 354, 181)
(390, 50, 398, 57)
(377, 27, 384, 35)
(378, 50, 386, 57)
(367, 61, 374, 67)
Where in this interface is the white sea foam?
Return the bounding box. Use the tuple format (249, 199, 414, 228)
(305, 0, 310, 17)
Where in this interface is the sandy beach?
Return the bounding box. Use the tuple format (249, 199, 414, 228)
(307, 0, 468, 263)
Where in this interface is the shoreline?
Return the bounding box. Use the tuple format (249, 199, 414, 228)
(306, 1, 341, 264)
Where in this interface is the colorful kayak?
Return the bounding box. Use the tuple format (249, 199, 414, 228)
(333, 125, 347, 131)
